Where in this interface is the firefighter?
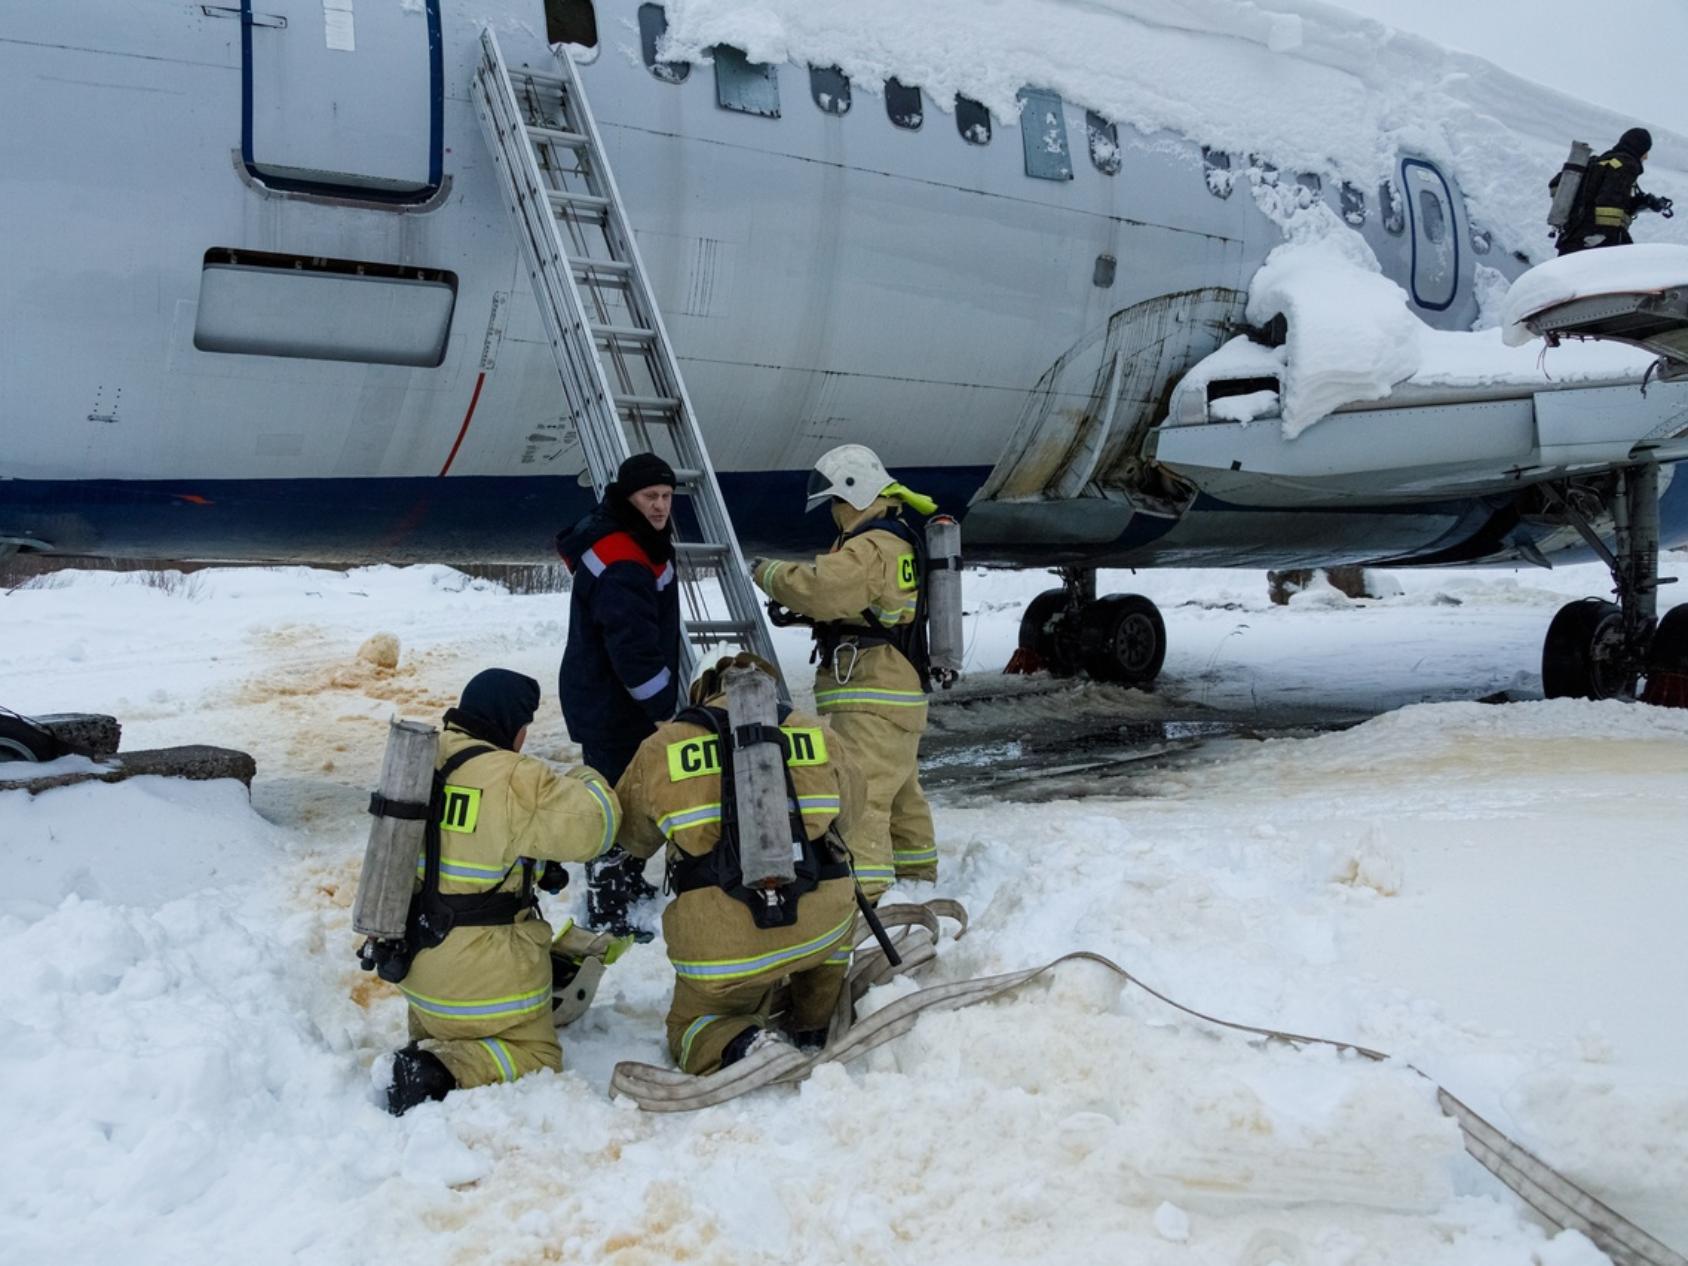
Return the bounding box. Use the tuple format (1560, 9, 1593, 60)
(616, 654, 862, 1074)
(556, 451, 682, 938)
(386, 668, 621, 1115)
(749, 444, 940, 893)
(1554, 127, 1673, 255)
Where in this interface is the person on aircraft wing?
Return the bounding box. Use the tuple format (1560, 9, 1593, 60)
(749, 444, 941, 893)
(1554, 127, 1673, 255)
(614, 653, 862, 1073)
(385, 669, 621, 1115)
(555, 452, 682, 939)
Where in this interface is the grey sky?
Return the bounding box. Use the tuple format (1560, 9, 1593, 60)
(1322, 0, 1688, 137)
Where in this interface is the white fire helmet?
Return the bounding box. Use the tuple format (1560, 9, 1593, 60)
(805, 444, 893, 513)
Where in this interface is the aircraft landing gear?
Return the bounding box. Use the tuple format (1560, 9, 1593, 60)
(1007, 567, 1167, 686)
(1539, 463, 1685, 704)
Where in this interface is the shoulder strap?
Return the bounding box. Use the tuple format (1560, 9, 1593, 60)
(422, 743, 496, 900)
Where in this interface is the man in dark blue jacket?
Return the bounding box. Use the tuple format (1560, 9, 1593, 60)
(556, 452, 682, 936)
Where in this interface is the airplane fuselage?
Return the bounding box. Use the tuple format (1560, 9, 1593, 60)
(2, 0, 1685, 566)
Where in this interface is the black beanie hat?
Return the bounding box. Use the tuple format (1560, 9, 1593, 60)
(611, 452, 677, 498)
(1617, 127, 1652, 157)
(450, 668, 540, 750)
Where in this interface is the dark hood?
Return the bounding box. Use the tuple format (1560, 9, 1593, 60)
(444, 668, 540, 750)
(1616, 127, 1652, 159)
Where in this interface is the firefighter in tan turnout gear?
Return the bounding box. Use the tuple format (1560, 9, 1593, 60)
(384, 669, 621, 1114)
(616, 654, 862, 1074)
(750, 444, 940, 894)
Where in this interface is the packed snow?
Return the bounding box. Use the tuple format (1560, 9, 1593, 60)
(3, 561, 1686, 1264)
(1173, 215, 1660, 434)
(1502, 243, 1688, 346)
(653, 0, 1688, 264)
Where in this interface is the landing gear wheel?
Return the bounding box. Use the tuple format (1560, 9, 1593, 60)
(1640, 604, 1688, 707)
(1079, 593, 1167, 686)
(1014, 588, 1082, 676)
(0, 714, 60, 763)
(1542, 598, 1628, 700)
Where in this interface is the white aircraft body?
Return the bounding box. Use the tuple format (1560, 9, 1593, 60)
(4, 0, 1688, 695)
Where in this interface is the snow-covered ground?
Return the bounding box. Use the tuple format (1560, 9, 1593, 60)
(3, 560, 1686, 1264)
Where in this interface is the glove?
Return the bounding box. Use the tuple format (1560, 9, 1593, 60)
(749, 558, 771, 588)
(585, 846, 658, 942)
(1657, 196, 1675, 219)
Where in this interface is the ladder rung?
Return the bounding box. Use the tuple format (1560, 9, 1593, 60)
(546, 189, 610, 213)
(613, 394, 681, 416)
(675, 542, 730, 558)
(526, 124, 587, 147)
(513, 68, 566, 88)
(687, 621, 755, 637)
(572, 258, 632, 277)
(591, 323, 657, 344)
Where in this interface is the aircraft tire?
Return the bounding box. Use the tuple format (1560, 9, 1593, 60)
(1079, 593, 1167, 686)
(1540, 598, 1627, 700)
(1018, 588, 1082, 676)
(0, 713, 60, 763)
(1639, 604, 1688, 707)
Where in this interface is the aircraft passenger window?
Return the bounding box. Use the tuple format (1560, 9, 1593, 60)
(1470, 226, 1493, 255)
(1379, 180, 1405, 235)
(1417, 189, 1447, 243)
(1202, 147, 1233, 198)
(809, 66, 851, 115)
(956, 95, 991, 145)
(714, 45, 779, 118)
(1340, 181, 1366, 226)
(886, 78, 923, 129)
(1086, 112, 1120, 176)
(637, 5, 689, 83)
(1018, 88, 1072, 180)
(546, 0, 597, 48)
(194, 249, 456, 368)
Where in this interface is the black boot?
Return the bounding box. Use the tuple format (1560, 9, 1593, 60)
(788, 1028, 827, 1053)
(387, 1046, 455, 1116)
(718, 1026, 763, 1069)
(586, 847, 657, 941)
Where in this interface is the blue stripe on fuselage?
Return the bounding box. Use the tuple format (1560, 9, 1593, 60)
(2, 467, 1684, 568)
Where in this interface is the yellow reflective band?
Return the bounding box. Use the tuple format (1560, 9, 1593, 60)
(480, 1037, 517, 1083)
(439, 783, 481, 834)
(815, 687, 928, 708)
(667, 734, 722, 782)
(896, 552, 917, 591)
(781, 726, 827, 766)
(670, 914, 854, 981)
(659, 802, 723, 837)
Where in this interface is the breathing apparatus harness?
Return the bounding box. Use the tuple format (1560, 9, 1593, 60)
(769, 510, 953, 692)
(664, 702, 852, 930)
(361, 743, 540, 983)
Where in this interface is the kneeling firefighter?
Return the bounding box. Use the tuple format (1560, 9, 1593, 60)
(361, 669, 621, 1114)
(749, 444, 961, 893)
(615, 654, 863, 1074)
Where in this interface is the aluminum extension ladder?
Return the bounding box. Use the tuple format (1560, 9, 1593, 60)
(472, 28, 782, 687)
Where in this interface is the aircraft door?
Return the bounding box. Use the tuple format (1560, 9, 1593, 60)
(240, 0, 443, 202)
(1402, 158, 1459, 312)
